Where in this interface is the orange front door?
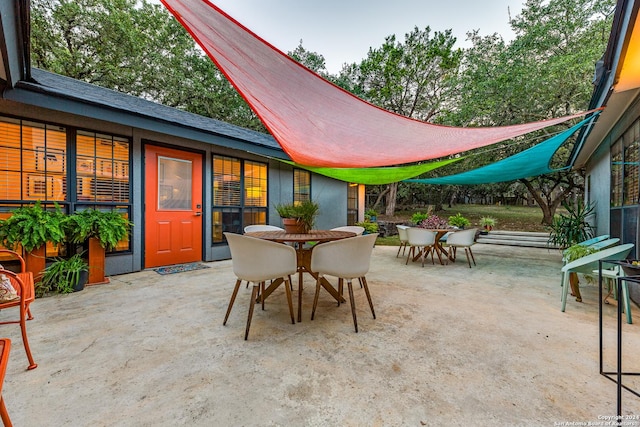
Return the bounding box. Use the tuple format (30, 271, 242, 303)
(144, 145, 203, 268)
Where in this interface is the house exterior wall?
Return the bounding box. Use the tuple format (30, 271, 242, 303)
(584, 94, 640, 258)
(0, 100, 349, 273)
(585, 141, 611, 235)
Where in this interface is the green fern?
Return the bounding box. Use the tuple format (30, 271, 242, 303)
(66, 209, 133, 250)
(0, 201, 66, 252)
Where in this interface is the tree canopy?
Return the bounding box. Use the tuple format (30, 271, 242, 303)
(30, 0, 616, 222)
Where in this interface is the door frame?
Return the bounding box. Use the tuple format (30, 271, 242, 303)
(142, 141, 207, 268)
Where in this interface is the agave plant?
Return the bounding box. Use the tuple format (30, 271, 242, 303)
(548, 200, 595, 249)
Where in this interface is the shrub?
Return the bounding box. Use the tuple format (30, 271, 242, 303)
(448, 213, 471, 228)
(418, 214, 449, 229)
(411, 212, 430, 225)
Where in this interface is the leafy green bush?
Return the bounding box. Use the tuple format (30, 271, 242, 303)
(66, 209, 133, 250)
(356, 221, 379, 234)
(0, 201, 66, 252)
(411, 212, 429, 225)
(564, 244, 599, 263)
(39, 253, 88, 295)
(448, 213, 471, 228)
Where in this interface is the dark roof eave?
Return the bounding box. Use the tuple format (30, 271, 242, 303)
(6, 78, 289, 160)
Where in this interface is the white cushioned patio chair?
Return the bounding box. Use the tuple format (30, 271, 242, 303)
(243, 224, 285, 233)
(405, 228, 438, 267)
(396, 225, 410, 258)
(310, 233, 378, 332)
(445, 228, 478, 268)
(330, 226, 365, 235)
(223, 232, 297, 340)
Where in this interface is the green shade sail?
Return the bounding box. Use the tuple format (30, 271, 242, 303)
(281, 157, 462, 185)
(404, 116, 596, 186)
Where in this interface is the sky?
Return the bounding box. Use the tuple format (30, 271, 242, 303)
(161, 0, 525, 74)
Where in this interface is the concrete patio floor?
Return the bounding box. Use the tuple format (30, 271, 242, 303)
(1, 243, 640, 426)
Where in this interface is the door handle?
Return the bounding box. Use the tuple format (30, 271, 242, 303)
(194, 212, 202, 216)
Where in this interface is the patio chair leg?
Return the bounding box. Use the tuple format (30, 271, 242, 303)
(245, 285, 259, 340)
(396, 244, 402, 258)
(464, 249, 472, 268)
(347, 280, 358, 333)
(406, 247, 413, 265)
(338, 278, 344, 306)
(284, 278, 295, 324)
(311, 277, 322, 320)
(223, 279, 242, 325)
(361, 276, 376, 319)
(0, 396, 10, 427)
(20, 308, 37, 370)
(261, 281, 265, 311)
(561, 272, 570, 312)
(468, 247, 476, 266)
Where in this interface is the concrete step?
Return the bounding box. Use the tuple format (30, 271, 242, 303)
(476, 230, 557, 249)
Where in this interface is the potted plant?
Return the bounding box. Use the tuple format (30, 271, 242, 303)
(275, 200, 319, 233)
(448, 213, 471, 229)
(418, 214, 449, 229)
(39, 252, 89, 294)
(66, 209, 133, 285)
(479, 217, 496, 234)
(0, 201, 67, 281)
(548, 201, 595, 250)
(365, 208, 378, 222)
(411, 212, 430, 226)
(355, 220, 379, 234)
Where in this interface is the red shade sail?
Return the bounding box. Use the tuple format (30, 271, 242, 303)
(162, 0, 594, 168)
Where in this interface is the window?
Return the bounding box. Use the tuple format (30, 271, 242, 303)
(76, 131, 130, 203)
(294, 169, 310, 203)
(212, 155, 267, 243)
(623, 121, 639, 205)
(347, 183, 358, 225)
(76, 131, 132, 253)
(610, 117, 640, 254)
(611, 139, 623, 207)
(0, 117, 67, 202)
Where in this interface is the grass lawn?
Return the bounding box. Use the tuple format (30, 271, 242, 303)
(375, 203, 556, 246)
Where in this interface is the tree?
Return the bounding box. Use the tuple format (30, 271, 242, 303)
(341, 27, 462, 216)
(30, 0, 265, 131)
(441, 0, 615, 224)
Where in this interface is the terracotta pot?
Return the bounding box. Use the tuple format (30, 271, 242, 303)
(24, 245, 46, 283)
(87, 237, 110, 285)
(282, 218, 307, 234)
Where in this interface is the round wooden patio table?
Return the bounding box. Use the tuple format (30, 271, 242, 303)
(410, 228, 455, 265)
(245, 230, 356, 322)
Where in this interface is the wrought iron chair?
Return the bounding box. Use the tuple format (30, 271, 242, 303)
(0, 250, 37, 370)
(0, 338, 12, 426)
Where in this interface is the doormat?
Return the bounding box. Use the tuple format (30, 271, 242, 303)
(154, 263, 210, 275)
